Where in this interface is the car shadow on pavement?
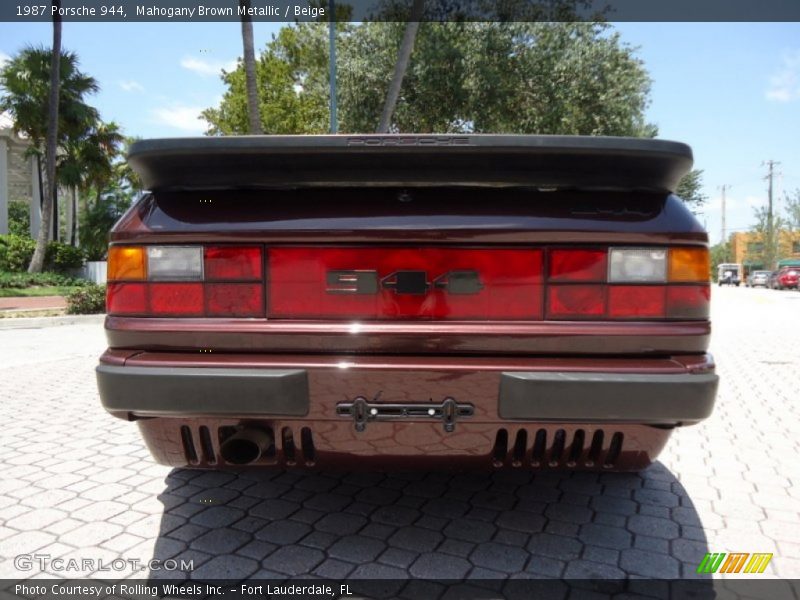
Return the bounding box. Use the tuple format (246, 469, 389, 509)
(147, 463, 712, 594)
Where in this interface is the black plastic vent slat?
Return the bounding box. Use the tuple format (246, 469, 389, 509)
(492, 429, 509, 466)
(587, 430, 605, 467)
(550, 429, 566, 466)
(512, 429, 528, 466)
(531, 429, 547, 466)
(605, 432, 624, 467)
(198, 426, 216, 465)
(180, 426, 198, 464)
(567, 429, 585, 466)
(282, 427, 296, 465)
(301, 427, 316, 465)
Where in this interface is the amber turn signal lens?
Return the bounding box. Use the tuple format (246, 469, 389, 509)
(668, 247, 710, 282)
(107, 246, 146, 281)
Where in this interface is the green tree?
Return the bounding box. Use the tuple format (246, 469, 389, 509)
(750, 206, 786, 271)
(7, 202, 31, 237)
(675, 169, 707, 208)
(113, 136, 144, 194)
(202, 24, 332, 135)
(78, 182, 134, 261)
(784, 189, 800, 231)
(34, 4, 62, 273)
(58, 120, 124, 244)
(709, 241, 732, 281)
(0, 44, 100, 270)
(204, 22, 656, 137)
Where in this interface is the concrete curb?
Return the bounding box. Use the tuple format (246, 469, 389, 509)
(0, 313, 105, 330)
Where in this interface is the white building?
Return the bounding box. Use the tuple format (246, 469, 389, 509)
(0, 114, 43, 237)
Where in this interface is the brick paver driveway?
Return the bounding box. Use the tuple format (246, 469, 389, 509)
(1, 287, 799, 582)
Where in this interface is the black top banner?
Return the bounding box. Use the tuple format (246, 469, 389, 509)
(2, 0, 800, 23)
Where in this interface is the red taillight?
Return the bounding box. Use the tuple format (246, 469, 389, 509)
(666, 285, 710, 319)
(149, 283, 204, 316)
(549, 249, 607, 282)
(206, 284, 263, 316)
(547, 285, 606, 318)
(107, 246, 264, 317)
(107, 283, 147, 315)
(204, 246, 261, 280)
(268, 247, 543, 320)
(106, 244, 709, 321)
(609, 286, 666, 318)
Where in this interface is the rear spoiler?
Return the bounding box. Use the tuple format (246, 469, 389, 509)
(128, 134, 693, 193)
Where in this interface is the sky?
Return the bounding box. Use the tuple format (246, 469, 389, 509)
(0, 21, 798, 245)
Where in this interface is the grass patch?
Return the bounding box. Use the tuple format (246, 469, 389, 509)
(0, 286, 83, 298)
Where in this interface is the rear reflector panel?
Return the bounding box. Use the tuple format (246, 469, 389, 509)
(666, 285, 710, 319)
(204, 246, 262, 281)
(608, 285, 666, 318)
(268, 248, 544, 320)
(107, 283, 147, 315)
(549, 249, 607, 282)
(149, 283, 204, 316)
(547, 285, 607, 319)
(206, 283, 263, 317)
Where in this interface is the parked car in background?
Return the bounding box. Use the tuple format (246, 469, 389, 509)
(768, 271, 780, 290)
(717, 263, 742, 286)
(747, 270, 771, 287)
(775, 267, 800, 290)
(95, 135, 718, 473)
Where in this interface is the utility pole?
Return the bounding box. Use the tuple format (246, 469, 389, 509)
(718, 184, 729, 244)
(763, 160, 780, 269)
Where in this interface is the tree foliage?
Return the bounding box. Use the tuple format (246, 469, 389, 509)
(784, 189, 800, 231)
(78, 181, 134, 261)
(203, 22, 657, 137)
(202, 25, 331, 135)
(709, 241, 733, 281)
(675, 169, 707, 208)
(0, 46, 98, 152)
(750, 206, 787, 271)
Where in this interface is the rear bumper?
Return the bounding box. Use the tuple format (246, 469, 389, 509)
(499, 371, 716, 424)
(97, 359, 717, 426)
(96, 351, 717, 471)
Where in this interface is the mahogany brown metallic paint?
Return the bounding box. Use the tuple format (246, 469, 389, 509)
(103, 182, 714, 471)
(138, 418, 670, 472)
(104, 317, 711, 356)
(100, 350, 709, 471)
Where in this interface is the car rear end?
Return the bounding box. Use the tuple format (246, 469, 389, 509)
(777, 268, 800, 289)
(96, 135, 718, 471)
(751, 271, 770, 287)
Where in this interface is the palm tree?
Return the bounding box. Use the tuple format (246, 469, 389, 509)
(239, 0, 263, 134)
(58, 121, 124, 244)
(0, 40, 100, 270)
(32, 1, 62, 271)
(377, 0, 426, 133)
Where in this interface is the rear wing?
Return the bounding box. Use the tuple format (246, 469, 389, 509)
(128, 134, 693, 193)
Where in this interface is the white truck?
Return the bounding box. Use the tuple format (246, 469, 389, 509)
(717, 263, 742, 286)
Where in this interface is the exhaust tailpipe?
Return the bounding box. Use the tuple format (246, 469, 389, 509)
(220, 427, 273, 465)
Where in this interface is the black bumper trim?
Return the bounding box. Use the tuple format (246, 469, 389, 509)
(96, 365, 309, 417)
(498, 371, 718, 424)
